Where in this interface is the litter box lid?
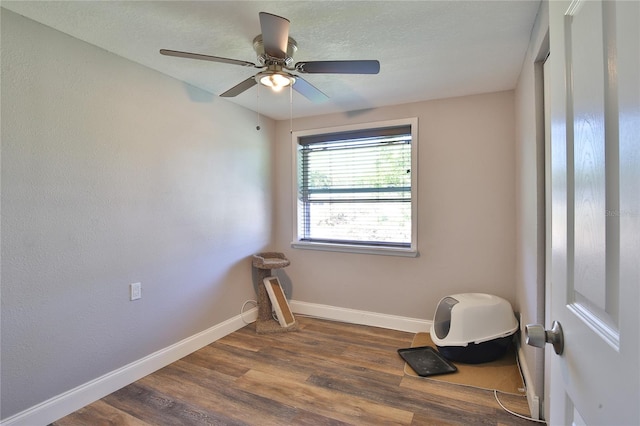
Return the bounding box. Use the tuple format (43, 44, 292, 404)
(430, 293, 518, 347)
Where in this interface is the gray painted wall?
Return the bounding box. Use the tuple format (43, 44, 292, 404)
(1, 10, 272, 419)
(514, 0, 548, 414)
(273, 91, 517, 320)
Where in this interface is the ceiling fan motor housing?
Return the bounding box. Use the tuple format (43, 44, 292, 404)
(253, 35, 297, 67)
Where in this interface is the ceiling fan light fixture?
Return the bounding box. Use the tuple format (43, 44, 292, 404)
(256, 71, 295, 92)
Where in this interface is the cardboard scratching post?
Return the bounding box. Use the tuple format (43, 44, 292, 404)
(252, 252, 298, 334)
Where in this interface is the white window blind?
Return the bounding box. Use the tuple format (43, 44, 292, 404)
(296, 124, 413, 249)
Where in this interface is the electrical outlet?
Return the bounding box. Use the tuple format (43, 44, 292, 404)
(130, 282, 142, 301)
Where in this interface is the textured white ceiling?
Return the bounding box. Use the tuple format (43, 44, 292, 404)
(2, 1, 540, 120)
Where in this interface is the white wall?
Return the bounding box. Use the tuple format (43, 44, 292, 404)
(273, 91, 516, 321)
(1, 10, 272, 419)
(514, 0, 548, 416)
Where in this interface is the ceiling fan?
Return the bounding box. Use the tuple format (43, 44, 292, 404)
(160, 12, 380, 102)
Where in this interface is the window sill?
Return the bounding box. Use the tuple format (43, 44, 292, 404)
(291, 241, 419, 257)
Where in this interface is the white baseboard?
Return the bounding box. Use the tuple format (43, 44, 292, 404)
(0, 308, 258, 426)
(290, 300, 431, 333)
(516, 341, 541, 420)
(1, 302, 427, 426)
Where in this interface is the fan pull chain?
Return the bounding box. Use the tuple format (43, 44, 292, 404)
(289, 84, 293, 134)
(256, 82, 261, 131)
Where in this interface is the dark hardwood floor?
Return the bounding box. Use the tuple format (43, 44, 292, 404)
(52, 316, 537, 425)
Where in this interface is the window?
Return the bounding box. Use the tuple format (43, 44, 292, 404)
(292, 118, 418, 256)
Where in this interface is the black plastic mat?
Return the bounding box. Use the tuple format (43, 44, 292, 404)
(398, 346, 457, 377)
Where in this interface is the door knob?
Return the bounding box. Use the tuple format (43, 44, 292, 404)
(525, 321, 564, 355)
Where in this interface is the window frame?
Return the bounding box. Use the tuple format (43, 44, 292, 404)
(291, 118, 419, 257)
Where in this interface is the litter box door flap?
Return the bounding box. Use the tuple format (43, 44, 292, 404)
(432, 297, 458, 340)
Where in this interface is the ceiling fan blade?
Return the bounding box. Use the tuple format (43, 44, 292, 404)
(160, 49, 257, 68)
(259, 12, 290, 59)
(296, 60, 380, 74)
(292, 76, 329, 103)
(220, 76, 258, 97)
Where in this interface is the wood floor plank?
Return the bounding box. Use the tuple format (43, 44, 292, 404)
(301, 318, 413, 350)
(188, 343, 312, 383)
(400, 375, 531, 418)
(492, 390, 532, 417)
(104, 382, 235, 426)
(52, 399, 151, 426)
(140, 366, 299, 425)
(339, 343, 409, 375)
(179, 346, 250, 379)
(400, 376, 533, 425)
(235, 368, 414, 425)
(215, 327, 271, 352)
(307, 370, 501, 425)
(244, 346, 316, 380)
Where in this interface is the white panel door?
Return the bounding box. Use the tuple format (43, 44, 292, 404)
(548, 0, 639, 425)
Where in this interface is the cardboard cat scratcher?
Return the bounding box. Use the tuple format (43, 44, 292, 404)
(252, 252, 298, 334)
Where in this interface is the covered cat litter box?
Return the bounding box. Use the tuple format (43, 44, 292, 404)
(430, 293, 518, 364)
